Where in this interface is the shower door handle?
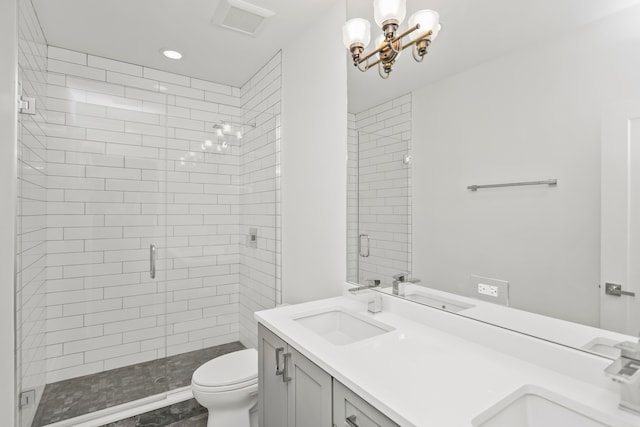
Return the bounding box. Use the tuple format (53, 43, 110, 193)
(150, 244, 156, 279)
(359, 234, 370, 258)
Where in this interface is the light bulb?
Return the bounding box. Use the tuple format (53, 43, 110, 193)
(216, 128, 223, 137)
(408, 10, 440, 41)
(162, 49, 182, 60)
(222, 123, 231, 133)
(236, 131, 243, 139)
(373, 0, 406, 27)
(204, 139, 213, 148)
(342, 18, 371, 49)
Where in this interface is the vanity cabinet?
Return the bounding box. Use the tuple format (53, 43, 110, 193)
(258, 324, 399, 427)
(258, 324, 333, 427)
(333, 380, 399, 427)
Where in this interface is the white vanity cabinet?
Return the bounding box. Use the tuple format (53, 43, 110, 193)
(258, 324, 333, 427)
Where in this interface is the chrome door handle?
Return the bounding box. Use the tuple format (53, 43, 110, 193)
(150, 244, 156, 279)
(275, 347, 285, 376)
(359, 234, 370, 258)
(345, 415, 359, 427)
(282, 352, 291, 383)
(605, 282, 635, 297)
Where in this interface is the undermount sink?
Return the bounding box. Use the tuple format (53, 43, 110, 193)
(473, 386, 610, 427)
(404, 290, 474, 313)
(292, 308, 394, 345)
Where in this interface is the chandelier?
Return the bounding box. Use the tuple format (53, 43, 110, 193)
(342, 0, 441, 79)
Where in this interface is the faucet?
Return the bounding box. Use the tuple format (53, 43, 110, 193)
(392, 272, 421, 297)
(348, 279, 383, 314)
(349, 278, 381, 294)
(605, 337, 640, 415)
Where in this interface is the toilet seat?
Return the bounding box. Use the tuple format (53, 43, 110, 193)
(192, 376, 258, 393)
(192, 348, 258, 391)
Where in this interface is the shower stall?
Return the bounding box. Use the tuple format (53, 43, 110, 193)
(15, 0, 281, 425)
(347, 94, 412, 288)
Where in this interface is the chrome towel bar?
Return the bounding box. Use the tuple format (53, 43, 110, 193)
(467, 179, 557, 191)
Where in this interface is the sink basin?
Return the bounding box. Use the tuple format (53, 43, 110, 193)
(292, 308, 394, 345)
(404, 290, 474, 313)
(473, 386, 610, 427)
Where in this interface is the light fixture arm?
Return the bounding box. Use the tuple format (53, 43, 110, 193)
(354, 23, 420, 67)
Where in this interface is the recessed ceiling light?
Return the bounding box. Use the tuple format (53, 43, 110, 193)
(162, 49, 182, 60)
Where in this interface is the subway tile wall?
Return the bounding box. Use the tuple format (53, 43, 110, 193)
(348, 94, 412, 286)
(43, 46, 279, 383)
(347, 113, 358, 283)
(238, 52, 282, 348)
(17, 0, 49, 424)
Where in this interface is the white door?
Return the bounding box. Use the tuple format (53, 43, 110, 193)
(601, 103, 640, 336)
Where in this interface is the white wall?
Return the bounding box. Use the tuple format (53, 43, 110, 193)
(0, 0, 18, 424)
(239, 52, 282, 348)
(412, 6, 640, 326)
(281, 0, 347, 304)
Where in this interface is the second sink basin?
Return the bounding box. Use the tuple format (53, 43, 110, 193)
(292, 308, 394, 345)
(473, 385, 610, 427)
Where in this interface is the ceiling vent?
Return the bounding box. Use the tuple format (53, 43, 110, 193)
(212, 0, 275, 37)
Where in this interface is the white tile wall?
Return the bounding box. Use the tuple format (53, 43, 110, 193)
(348, 94, 412, 286)
(17, 0, 48, 425)
(347, 113, 358, 283)
(238, 52, 282, 349)
(44, 46, 248, 383)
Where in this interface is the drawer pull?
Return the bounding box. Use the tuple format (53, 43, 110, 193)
(345, 415, 359, 427)
(282, 352, 292, 383)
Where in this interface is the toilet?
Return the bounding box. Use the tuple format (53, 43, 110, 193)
(191, 348, 259, 427)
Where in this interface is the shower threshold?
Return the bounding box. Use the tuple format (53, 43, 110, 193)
(42, 386, 193, 427)
(33, 341, 244, 427)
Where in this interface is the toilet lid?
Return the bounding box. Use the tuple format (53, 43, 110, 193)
(192, 348, 258, 388)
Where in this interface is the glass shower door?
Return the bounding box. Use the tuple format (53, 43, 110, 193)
(348, 128, 412, 287)
(16, 17, 170, 423)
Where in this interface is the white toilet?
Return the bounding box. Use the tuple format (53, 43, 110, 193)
(191, 348, 259, 427)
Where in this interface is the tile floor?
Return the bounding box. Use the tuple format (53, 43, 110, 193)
(33, 342, 245, 426)
(101, 399, 207, 427)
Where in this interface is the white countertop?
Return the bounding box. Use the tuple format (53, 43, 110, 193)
(379, 283, 633, 358)
(255, 293, 639, 427)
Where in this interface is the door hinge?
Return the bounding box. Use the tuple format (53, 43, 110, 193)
(19, 96, 36, 115)
(20, 389, 35, 409)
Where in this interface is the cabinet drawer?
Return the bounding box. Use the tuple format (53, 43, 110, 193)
(333, 380, 399, 427)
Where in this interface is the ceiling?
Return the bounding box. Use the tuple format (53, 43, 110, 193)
(347, 0, 640, 112)
(31, 0, 640, 110)
(33, 0, 338, 88)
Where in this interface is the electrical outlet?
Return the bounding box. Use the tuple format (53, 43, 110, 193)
(469, 275, 510, 306)
(478, 283, 499, 297)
